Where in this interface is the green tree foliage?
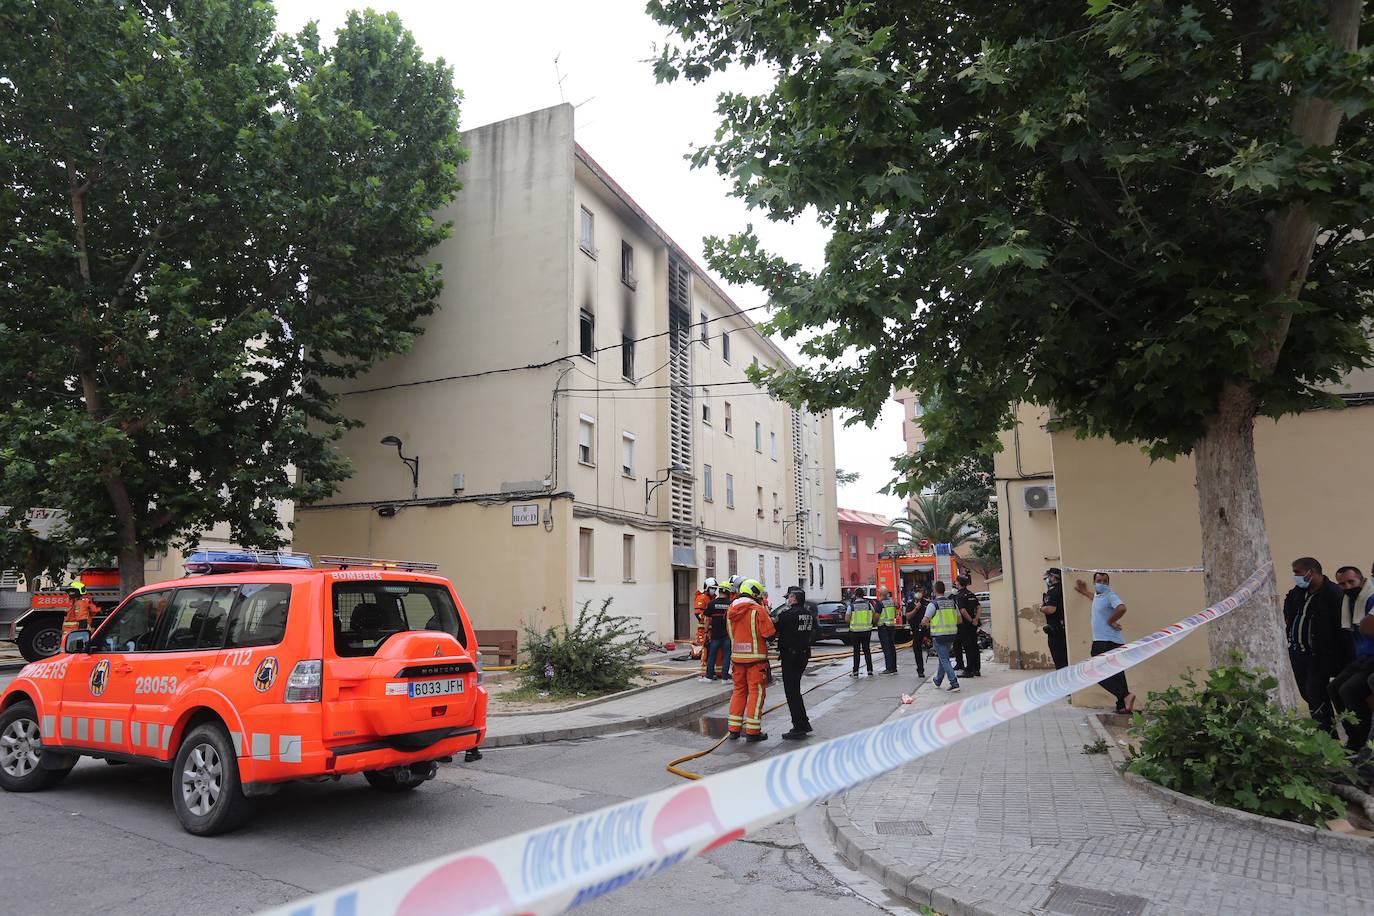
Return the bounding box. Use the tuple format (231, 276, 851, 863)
(520, 599, 646, 696)
(835, 467, 861, 486)
(650, 0, 1371, 691)
(0, 2, 466, 591)
(934, 455, 1000, 568)
(884, 494, 977, 551)
(1127, 663, 1352, 826)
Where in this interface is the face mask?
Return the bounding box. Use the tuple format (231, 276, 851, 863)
(1094, 583, 1109, 595)
(1347, 586, 1364, 599)
(1044, 577, 1052, 586)
(1294, 573, 1309, 589)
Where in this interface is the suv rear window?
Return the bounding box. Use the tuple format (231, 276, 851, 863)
(332, 582, 468, 657)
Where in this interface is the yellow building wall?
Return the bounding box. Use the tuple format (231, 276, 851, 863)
(292, 500, 573, 640)
(1051, 403, 1374, 706)
(990, 403, 1062, 669)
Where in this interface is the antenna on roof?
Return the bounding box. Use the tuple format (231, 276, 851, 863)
(554, 53, 567, 103)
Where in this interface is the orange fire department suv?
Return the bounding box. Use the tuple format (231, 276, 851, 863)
(0, 551, 489, 835)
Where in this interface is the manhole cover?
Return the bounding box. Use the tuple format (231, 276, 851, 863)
(1044, 884, 1148, 916)
(873, 820, 931, 836)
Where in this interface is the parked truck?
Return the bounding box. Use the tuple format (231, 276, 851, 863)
(0, 567, 121, 661)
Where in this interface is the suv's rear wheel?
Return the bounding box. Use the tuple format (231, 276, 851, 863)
(171, 723, 254, 835)
(0, 701, 74, 791)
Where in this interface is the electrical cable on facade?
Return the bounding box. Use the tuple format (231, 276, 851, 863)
(339, 303, 774, 397)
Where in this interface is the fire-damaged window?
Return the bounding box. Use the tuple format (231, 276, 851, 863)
(621, 242, 636, 288)
(622, 334, 635, 380)
(580, 309, 595, 358)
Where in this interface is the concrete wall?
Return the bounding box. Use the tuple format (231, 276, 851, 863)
(990, 403, 1062, 669)
(292, 500, 573, 637)
(1054, 402, 1374, 705)
(325, 105, 576, 506)
(991, 394, 1374, 706)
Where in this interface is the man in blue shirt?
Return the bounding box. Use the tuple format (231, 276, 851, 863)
(1074, 572, 1135, 713)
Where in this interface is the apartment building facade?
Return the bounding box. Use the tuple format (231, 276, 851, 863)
(291, 104, 840, 643)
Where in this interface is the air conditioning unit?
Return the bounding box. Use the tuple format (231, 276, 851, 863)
(1023, 484, 1057, 511)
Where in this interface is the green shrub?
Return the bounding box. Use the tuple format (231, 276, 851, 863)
(519, 598, 644, 696)
(1126, 663, 1352, 826)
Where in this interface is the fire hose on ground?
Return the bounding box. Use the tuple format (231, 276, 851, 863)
(666, 640, 916, 780)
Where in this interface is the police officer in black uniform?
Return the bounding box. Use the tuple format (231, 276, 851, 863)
(1042, 567, 1069, 669)
(955, 575, 982, 677)
(776, 587, 815, 740)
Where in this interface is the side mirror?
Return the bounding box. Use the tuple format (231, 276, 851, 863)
(64, 630, 91, 654)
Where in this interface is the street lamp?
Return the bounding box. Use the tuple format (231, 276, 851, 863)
(380, 435, 420, 500)
(645, 463, 687, 511)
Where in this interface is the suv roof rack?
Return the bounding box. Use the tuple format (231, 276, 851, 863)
(315, 555, 440, 572)
(184, 549, 314, 575)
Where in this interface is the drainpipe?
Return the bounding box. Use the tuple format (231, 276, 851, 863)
(1003, 478, 1022, 668)
(1000, 421, 1054, 669)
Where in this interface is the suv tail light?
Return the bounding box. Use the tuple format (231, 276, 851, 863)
(474, 648, 485, 686)
(285, 659, 322, 703)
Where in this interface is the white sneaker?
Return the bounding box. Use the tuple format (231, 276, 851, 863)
(697, 676, 711, 683)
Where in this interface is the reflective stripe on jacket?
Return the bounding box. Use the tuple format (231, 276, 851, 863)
(728, 597, 775, 662)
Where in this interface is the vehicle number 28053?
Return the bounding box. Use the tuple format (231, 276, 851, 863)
(135, 675, 178, 695)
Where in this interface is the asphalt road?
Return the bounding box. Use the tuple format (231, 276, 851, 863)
(0, 658, 931, 916)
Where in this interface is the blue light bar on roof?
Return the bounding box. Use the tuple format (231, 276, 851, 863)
(184, 549, 313, 575)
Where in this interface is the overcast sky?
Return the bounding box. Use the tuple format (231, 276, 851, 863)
(273, 0, 906, 519)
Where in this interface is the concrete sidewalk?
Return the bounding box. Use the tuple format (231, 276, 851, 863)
(827, 662, 1374, 916)
(484, 675, 731, 748)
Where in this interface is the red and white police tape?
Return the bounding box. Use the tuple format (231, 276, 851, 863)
(1061, 565, 1205, 574)
(263, 562, 1273, 916)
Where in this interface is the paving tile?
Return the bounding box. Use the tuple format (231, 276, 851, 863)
(830, 661, 1374, 916)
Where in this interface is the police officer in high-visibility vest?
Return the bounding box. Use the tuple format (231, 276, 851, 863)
(876, 587, 900, 675)
(923, 581, 962, 692)
(726, 578, 776, 741)
(846, 591, 875, 677)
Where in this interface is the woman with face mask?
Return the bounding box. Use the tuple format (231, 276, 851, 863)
(1074, 572, 1134, 712)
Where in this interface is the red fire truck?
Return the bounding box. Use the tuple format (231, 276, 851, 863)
(0, 568, 121, 662)
(873, 544, 961, 638)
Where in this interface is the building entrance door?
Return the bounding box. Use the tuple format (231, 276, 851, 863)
(672, 570, 693, 640)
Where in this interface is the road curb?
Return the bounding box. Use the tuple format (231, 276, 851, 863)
(1085, 712, 1374, 856)
(819, 685, 1045, 916)
(483, 685, 732, 748)
(488, 670, 700, 718)
(823, 802, 1029, 916)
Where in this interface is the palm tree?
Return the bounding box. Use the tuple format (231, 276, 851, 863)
(884, 494, 978, 551)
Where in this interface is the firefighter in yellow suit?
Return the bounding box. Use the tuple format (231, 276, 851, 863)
(726, 579, 776, 742)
